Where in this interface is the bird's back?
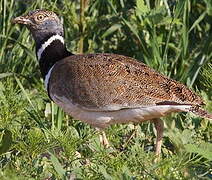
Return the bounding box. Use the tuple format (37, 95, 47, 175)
(48, 53, 204, 111)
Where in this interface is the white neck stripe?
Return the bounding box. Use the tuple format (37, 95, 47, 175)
(37, 34, 64, 61)
(44, 64, 55, 90)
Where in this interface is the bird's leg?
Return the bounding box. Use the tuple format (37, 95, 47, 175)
(100, 131, 110, 148)
(152, 118, 164, 156)
(97, 129, 110, 148)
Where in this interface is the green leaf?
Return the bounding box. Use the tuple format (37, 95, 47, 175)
(148, 6, 167, 25)
(49, 152, 66, 179)
(0, 73, 14, 79)
(102, 24, 122, 38)
(98, 165, 113, 180)
(204, 0, 212, 15)
(136, 0, 149, 15)
(0, 129, 13, 155)
(14, 75, 35, 110)
(185, 143, 212, 160)
(189, 12, 206, 33)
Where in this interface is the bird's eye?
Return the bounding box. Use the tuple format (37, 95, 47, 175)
(36, 14, 45, 21)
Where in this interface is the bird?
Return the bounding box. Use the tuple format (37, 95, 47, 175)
(12, 9, 212, 156)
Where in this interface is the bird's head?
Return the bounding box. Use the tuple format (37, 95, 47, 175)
(12, 9, 64, 45)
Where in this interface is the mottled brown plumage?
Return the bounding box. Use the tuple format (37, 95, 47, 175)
(49, 53, 204, 110)
(13, 10, 212, 157)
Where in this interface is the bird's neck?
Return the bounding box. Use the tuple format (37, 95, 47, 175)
(35, 34, 73, 79)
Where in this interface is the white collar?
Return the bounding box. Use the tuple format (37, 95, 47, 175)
(37, 34, 64, 61)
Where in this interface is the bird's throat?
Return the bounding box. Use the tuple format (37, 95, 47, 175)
(36, 34, 72, 79)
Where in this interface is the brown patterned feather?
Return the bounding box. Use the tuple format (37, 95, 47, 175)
(49, 53, 205, 111)
(188, 105, 212, 119)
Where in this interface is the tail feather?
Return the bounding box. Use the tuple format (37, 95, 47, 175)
(188, 105, 212, 120)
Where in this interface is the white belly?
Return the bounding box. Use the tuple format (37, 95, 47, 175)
(51, 95, 191, 129)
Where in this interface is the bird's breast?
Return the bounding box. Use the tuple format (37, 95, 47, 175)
(50, 93, 191, 129)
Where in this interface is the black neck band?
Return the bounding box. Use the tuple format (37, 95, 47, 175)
(37, 36, 73, 79)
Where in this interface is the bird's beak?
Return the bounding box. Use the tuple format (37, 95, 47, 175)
(12, 15, 32, 25)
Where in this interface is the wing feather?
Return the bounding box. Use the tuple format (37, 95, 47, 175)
(49, 53, 204, 111)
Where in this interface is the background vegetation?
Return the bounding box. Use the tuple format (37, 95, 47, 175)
(0, 0, 212, 179)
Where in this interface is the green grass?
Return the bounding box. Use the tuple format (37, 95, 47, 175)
(0, 0, 212, 179)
